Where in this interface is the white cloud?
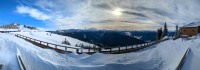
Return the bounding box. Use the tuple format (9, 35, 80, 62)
(16, 6, 51, 21)
(15, 0, 200, 30)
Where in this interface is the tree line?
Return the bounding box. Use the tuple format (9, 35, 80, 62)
(156, 22, 180, 40)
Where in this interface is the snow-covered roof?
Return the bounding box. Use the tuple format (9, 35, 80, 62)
(182, 22, 200, 28)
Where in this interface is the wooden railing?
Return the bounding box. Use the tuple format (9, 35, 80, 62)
(96, 38, 169, 54)
(15, 34, 169, 54)
(15, 34, 82, 53)
(176, 48, 190, 70)
(17, 54, 26, 70)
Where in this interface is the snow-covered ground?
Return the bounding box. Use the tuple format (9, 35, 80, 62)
(12, 32, 155, 52)
(0, 32, 195, 70)
(12, 32, 97, 52)
(182, 36, 200, 70)
(12, 32, 95, 47)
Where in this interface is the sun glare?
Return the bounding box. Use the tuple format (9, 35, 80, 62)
(111, 7, 123, 16)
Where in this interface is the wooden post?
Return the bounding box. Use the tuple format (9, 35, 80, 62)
(119, 47, 120, 53)
(132, 45, 134, 49)
(55, 45, 57, 49)
(76, 49, 79, 53)
(65, 47, 67, 51)
(88, 48, 90, 53)
(110, 48, 112, 53)
(126, 46, 128, 51)
(47, 43, 49, 46)
(99, 48, 101, 53)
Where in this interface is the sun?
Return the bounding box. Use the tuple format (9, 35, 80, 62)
(111, 7, 123, 16)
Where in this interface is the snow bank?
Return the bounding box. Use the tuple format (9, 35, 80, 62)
(182, 37, 200, 70)
(156, 39, 188, 70)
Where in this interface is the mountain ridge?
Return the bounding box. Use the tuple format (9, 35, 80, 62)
(0, 23, 37, 30)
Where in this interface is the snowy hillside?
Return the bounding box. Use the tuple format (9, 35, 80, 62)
(1, 31, 199, 70)
(12, 32, 96, 49)
(52, 30, 148, 47)
(0, 23, 37, 30)
(0, 24, 199, 70)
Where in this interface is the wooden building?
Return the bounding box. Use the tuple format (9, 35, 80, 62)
(180, 22, 200, 37)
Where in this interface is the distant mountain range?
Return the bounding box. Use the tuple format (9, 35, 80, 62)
(0, 23, 174, 48)
(49, 29, 171, 48)
(0, 23, 37, 30)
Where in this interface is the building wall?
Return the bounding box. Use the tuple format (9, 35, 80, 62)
(180, 27, 198, 36)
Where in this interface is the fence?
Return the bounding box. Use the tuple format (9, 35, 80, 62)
(100, 38, 167, 54)
(15, 34, 81, 53)
(15, 34, 169, 54)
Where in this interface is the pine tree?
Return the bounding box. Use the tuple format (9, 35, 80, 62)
(162, 22, 168, 38)
(159, 27, 163, 39)
(174, 25, 180, 39)
(156, 28, 163, 40)
(160, 27, 163, 36)
(75, 44, 78, 47)
(156, 29, 160, 40)
(62, 38, 71, 45)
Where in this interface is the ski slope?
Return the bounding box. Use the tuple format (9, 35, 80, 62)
(0, 32, 191, 70)
(12, 32, 96, 48)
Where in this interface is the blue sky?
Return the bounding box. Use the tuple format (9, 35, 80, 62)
(0, 0, 200, 30)
(0, 0, 47, 28)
